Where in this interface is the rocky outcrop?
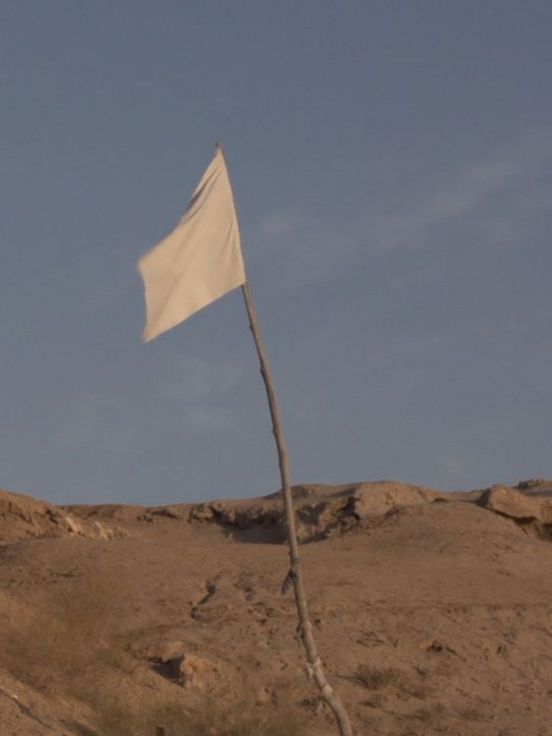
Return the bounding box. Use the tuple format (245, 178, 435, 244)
(0, 488, 127, 543)
(4, 479, 552, 546)
(515, 477, 552, 496)
(189, 481, 446, 542)
(479, 483, 552, 533)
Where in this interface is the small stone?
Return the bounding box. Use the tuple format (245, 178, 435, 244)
(168, 652, 219, 689)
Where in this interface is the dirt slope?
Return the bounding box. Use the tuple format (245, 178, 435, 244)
(1, 479, 552, 735)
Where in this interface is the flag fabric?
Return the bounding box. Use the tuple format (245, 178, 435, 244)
(138, 148, 246, 342)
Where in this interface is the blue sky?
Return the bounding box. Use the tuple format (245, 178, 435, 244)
(1, 1, 551, 504)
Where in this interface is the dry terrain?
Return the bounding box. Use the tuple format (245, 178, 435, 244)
(1, 478, 552, 735)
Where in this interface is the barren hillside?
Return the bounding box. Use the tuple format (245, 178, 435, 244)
(1, 479, 552, 735)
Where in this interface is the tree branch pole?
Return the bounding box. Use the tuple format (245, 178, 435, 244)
(240, 282, 353, 736)
(217, 141, 353, 736)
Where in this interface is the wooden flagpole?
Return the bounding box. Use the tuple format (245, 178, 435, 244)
(240, 282, 353, 736)
(217, 144, 353, 736)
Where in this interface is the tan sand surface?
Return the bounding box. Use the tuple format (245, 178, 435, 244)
(1, 479, 552, 735)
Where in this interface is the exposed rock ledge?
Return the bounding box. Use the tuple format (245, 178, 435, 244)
(189, 481, 445, 542)
(189, 479, 552, 541)
(0, 488, 127, 542)
(479, 482, 552, 530)
(1, 478, 552, 544)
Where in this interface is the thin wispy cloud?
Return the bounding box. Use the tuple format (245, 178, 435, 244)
(160, 354, 246, 431)
(259, 211, 358, 288)
(260, 128, 552, 287)
(369, 128, 552, 252)
(54, 354, 246, 456)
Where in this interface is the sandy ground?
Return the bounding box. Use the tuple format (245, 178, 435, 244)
(1, 479, 552, 735)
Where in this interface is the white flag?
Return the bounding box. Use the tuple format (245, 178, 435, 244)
(138, 148, 246, 341)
